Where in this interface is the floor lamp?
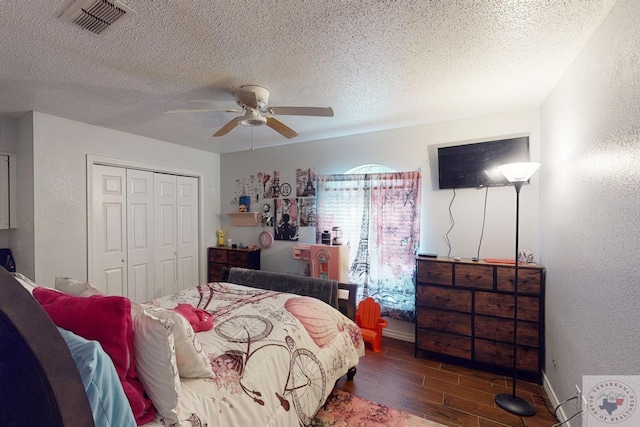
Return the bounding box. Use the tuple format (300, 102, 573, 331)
(494, 161, 541, 417)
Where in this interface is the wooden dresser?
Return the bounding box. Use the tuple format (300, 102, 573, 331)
(415, 257, 545, 383)
(208, 247, 261, 282)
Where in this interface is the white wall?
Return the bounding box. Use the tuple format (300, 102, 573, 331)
(221, 108, 541, 273)
(0, 117, 18, 249)
(25, 112, 220, 286)
(540, 0, 640, 424)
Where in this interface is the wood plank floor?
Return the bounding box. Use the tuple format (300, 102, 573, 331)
(334, 337, 559, 427)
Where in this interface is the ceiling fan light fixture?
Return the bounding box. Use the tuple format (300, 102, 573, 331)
(239, 109, 267, 127)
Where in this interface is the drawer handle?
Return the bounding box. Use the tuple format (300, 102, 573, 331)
(508, 277, 530, 284)
(465, 274, 483, 280)
(435, 296, 451, 302)
(427, 272, 442, 277)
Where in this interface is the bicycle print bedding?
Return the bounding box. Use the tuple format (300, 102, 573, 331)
(143, 281, 365, 427)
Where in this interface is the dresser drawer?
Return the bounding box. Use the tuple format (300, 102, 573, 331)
(474, 315, 539, 347)
(416, 285, 472, 313)
(417, 308, 472, 336)
(208, 263, 225, 283)
(474, 292, 539, 322)
(496, 267, 541, 295)
(417, 261, 453, 286)
(474, 339, 538, 372)
(417, 330, 471, 359)
(455, 264, 493, 289)
(228, 251, 249, 266)
(209, 248, 228, 263)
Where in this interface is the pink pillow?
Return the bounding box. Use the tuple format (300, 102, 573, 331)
(173, 304, 213, 332)
(32, 288, 155, 425)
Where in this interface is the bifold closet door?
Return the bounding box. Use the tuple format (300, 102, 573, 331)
(127, 169, 155, 302)
(154, 173, 178, 298)
(91, 165, 128, 296)
(153, 174, 199, 297)
(176, 175, 199, 290)
(92, 166, 199, 300)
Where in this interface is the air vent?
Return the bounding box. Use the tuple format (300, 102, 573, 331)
(60, 0, 135, 35)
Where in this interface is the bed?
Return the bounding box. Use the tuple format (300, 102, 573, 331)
(0, 267, 364, 427)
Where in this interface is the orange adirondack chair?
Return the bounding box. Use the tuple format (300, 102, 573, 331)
(355, 297, 388, 352)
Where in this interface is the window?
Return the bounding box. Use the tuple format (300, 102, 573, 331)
(317, 167, 421, 321)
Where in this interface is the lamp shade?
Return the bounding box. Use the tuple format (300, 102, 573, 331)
(497, 162, 541, 183)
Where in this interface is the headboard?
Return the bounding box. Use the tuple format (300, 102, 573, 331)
(219, 267, 358, 321)
(0, 268, 94, 427)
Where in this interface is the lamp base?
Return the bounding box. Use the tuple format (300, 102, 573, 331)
(495, 393, 536, 417)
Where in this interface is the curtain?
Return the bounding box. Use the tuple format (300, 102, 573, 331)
(317, 171, 421, 321)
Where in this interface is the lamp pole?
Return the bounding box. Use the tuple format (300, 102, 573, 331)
(494, 162, 540, 417)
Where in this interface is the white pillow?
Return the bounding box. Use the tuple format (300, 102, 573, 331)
(130, 302, 181, 424)
(55, 276, 103, 296)
(13, 272, 44, 294)
(142, 304, 213, 379)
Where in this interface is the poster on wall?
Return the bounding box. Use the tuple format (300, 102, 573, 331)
(296, 167, 316, 197)
(298, 198, 316, 227)
(231, 174, 264, 209)
(274, 198, 298, 241)
(262, 171, 281, 199)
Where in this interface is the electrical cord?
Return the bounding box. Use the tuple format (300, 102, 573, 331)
(476, 186, 489, 259)
(551, 409, 582, 426)
(551, 396, 580, 427)
(553, 396, 577, 417)
(444, 188, 456, 257)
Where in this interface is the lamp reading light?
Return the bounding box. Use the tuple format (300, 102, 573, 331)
(496, 162, 541, 184)
(494, 161, 541, 418)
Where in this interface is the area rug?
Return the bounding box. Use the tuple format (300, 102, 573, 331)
(311, 390, 447, 427)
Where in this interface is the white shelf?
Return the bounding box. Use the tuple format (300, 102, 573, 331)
(227, 212, 260, 226)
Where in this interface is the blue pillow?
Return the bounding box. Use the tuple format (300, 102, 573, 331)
(58, 327, 136, 427)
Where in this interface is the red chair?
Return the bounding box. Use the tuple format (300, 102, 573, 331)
(355, 297, 388, 352)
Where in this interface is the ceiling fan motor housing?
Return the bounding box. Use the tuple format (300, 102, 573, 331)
(236, 85, 270, 110)
(240, 109, 267, 127)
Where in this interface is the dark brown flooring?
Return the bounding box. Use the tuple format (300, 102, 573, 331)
(334, 336, 559, 427)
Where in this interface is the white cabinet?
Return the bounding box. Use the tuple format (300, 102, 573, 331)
(90, 165, 199, 301)
(0, 154, 16, 230)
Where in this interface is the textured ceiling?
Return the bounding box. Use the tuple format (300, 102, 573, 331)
(0, 0, 617, 154)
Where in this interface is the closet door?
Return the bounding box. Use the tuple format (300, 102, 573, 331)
(177, 176, 199, 290)
(154, 173, 177, 298)
(127, 169, 155, 302)
(91, 165, 127, 296)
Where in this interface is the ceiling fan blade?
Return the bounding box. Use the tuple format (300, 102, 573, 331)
(165, 108, 240, 114)
(235, 88, 259, 108)
(267, 106, 334, 117)
(266, 117, 299, 139)
(213, 118, 240, 137)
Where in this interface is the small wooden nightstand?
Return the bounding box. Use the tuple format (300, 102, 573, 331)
(208, 247, 261, 282)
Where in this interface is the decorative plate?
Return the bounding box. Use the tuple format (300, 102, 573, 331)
(280, 183, 291, 197)
(259, 230, 274, 248)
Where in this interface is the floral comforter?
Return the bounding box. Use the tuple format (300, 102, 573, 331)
(144, 281, 364, 427)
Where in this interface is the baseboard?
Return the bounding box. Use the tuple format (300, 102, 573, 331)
(543, 370, 578, 427)
(382, 327, 414, 343)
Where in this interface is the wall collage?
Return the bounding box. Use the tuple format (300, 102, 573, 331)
(231, 167, 317, 242)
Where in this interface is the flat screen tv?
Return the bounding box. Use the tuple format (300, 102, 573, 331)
(437, 136, 530, 189)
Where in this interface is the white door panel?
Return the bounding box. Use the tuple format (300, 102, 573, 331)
(177, 175, 199, 290)
(154, 173, 177, 298)
(127, 169, 154, 302)
(91, 165, 127, 296)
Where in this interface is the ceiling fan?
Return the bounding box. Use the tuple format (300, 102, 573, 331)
(166, 85, 334, 139)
